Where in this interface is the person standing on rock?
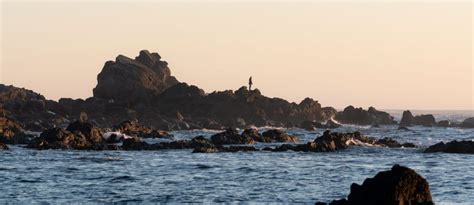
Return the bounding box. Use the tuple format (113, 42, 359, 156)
(249, 76, 253, 91)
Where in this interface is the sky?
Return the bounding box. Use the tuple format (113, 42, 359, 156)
(1, 0, 472, 110)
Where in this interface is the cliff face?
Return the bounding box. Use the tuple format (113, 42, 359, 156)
(93, 50, 179, 104)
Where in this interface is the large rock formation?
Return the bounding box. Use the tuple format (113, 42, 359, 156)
(93, 50, 179, 104)
(399, 110, 436, 127)
(0, 84, 67, 131)
(335, 106, 396, 125)
(424, 140, 474, 154)
(316, 165, 433, 205)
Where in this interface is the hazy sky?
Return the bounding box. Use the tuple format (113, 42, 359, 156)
(1, 1, 472, 110)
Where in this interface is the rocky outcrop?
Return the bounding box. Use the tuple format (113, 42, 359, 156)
(264, 131, 415, 152)
(0, 84, 68, 131)
(316, 165, 433, 205)
(210, 129, 255, 145)
(335, 106, 396, 125)
(424, 140, 474, 154)
(93, 50, 179, 104)
(113, 120, 173, 139)
(399, 110, 436, 127)
(460, 117, 474, 128)
(27, 121, 116, 150)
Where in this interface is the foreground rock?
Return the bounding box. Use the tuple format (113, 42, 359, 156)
(424, 140, 474, 154)
(316, 165, 433, 205)
(335, 106, 396, 125)
(264, 131, 414, 152)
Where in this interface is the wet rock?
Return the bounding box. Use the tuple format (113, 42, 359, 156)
(241, 128, 269, 143)
(299, 120, 322, 131)
(262, 129, 298, 143)
(0, 142, 9, 150)
(335, 106, 396, 125)
(376, 137, 416, 148)
(460, 117, 474, 128)
(398, 126, 410, 131)
(211, 128, 255, 145)
(325, 119, 342, 129)
(317, 165, 433, 205)
(424, 140, 474, 154)
(93, 50, 179, 104)
(0, 114, 29, 144)
(399, 110, 414, 127)
(113, 120, 173, 139)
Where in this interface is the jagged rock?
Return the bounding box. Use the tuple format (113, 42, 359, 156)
(211, 128, 255, 145)
(0, 142, 9, 150)
(335, 106, 396, 125)
(317, 165, 433, 205)
(424, 140, 474, 154)
(0, 114, 24, 144)
(460, 117, 474, 128)
(262, 129, 298, 143)
(93, 50, 179, 104)
(325, 119, 342, 128)
(376, 137, 416, 148)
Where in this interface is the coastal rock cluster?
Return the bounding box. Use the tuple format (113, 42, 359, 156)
(316, 165, 433, 205)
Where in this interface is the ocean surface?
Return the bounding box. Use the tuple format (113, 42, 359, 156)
(1, 111, 473, 204)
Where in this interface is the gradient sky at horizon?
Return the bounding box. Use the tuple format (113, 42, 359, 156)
(1, 1, 473, 110)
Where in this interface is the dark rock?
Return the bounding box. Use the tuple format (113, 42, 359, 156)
(211, 128, 255, 145)
(335, 106, 396, 125)
(460, 117, 474, 128)
(347, 165, 433, 205)
(399, 110, 414, 127)
(300, 120, 320, 131)
(424, 140, 474, 154)
(0, 114, 25, 144)
(113, 120, 173, 139)
(93, 50, 179, 104)
(241, 128, 269, 143)
(0, 142, 9, 150)
(436, 120, 451, 127)
(376, 137, 416, 148)
(325, 119, 342, 129)
(262, 129, 298, 143)
(413, 115, 436, 127)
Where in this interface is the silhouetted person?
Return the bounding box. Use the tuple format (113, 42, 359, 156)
(249, 76, 253, 91)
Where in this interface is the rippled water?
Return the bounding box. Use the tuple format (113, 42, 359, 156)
(1, 124, 473, 204)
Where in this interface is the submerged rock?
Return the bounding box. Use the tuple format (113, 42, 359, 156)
(316, 165, 433, 205)
(424, 140, 474, 154)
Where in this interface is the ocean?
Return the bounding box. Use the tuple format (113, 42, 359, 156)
(0, 111, 473, 204)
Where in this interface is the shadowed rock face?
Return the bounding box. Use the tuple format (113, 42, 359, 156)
(460, 117, 474, 128)
(317, 165, 433, 205)
(400, 110, 436, 127)
(335, 106, 396, 125)
(93, 50, 179, 104)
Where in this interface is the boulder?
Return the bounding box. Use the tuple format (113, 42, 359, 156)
(0, 115, 29, 144)
(262, 129, 298, 143)
(316, 165, 433, 205)
(241, 128, 269, 143)
(376, 137, 416, 148)
(436, 120, 451, 127)
(335, 106, 396, 125)
(399, 110, 414, 127)
(460, 117, 474, 128)
(325, 119, 342, 129)
(424, 140, 474, 154)
(211, 128, 255, 145)
(93, 50, 179, 104)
